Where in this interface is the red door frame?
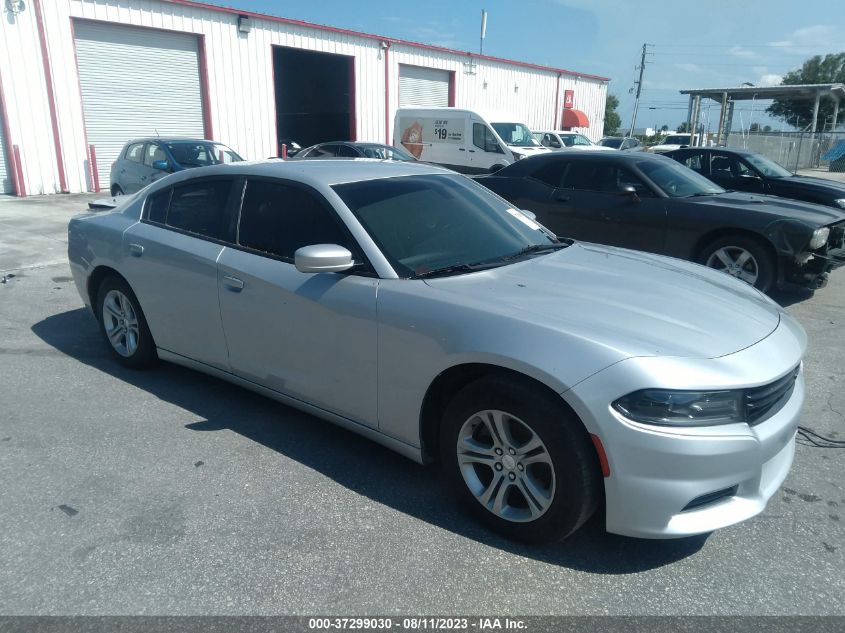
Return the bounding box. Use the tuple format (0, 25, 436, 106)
(0, 67, 23, 196)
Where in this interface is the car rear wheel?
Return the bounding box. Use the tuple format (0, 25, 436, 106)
(700, 235, 775, 293)
(96, 276, 157, 369)
(440, 376, 601, 543)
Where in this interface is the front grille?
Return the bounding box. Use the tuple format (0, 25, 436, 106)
(744, 365, 800, 425)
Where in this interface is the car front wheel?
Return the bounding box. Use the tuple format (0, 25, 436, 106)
(700, 235, 775, 293)
(440, 376, 601, 543)
(96, 276, 157, 368)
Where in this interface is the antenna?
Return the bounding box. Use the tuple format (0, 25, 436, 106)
(480, 10, 487, 55)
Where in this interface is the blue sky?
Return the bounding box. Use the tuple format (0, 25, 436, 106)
(211, 0, 844, 132)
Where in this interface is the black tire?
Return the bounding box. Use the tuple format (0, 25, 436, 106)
(96, 275, 157, 369)
(699, 235, 776, 293)
(439, 376, 602, 543)
(110, 184, 124, 196)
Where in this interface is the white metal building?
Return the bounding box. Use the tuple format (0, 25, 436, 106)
(0, 0, 609, 196)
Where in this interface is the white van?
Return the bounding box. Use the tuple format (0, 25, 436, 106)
(394, 107, 549, 173)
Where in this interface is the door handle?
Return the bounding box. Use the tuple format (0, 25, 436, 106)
(554, 194, 570, 202)
(458, 148, 466, 151)
(468, 149, 476, 153)
(128, 243, 144, 257)
(222, 275, 244, 291)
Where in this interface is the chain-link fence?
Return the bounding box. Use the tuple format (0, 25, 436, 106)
(725, 131, 845, 172)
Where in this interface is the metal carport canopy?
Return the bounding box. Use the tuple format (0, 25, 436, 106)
(680, 83, 845, 142)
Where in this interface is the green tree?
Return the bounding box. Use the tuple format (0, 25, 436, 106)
(677, 122, 690, 133)
(749, 122, 761, 133)
(766, 52, 845, 129)
(603, 94, 621, 136)
(660, 124, 669, 132)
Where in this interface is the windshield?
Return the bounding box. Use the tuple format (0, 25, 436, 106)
(600, 138, 623, 148)
(744, 153, 792, 178)
(638, 158, 726, 197)
(359, 144, 416, 161)
(491, 122, 540, 147)
(333, 174, 559, 278)
(661, 135, 691, 146)
(165, 142, 242, 166)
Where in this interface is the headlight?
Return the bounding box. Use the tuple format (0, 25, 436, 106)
(511, 151, 524, 161)
(833, 199, 845, 209)
(809, 227, 830, 250)
(612, 389, 744, 426)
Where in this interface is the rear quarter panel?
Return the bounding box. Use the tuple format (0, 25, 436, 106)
(68, 210, 139, 311)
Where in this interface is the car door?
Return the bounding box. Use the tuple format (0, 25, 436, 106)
(141, 142, 171, 188)
(336, 144, 360, 158)
(469, 121, 507, 172)
(217, 178, 378, 426)
(538, 159, 667, 252)
(120, 177, 240, 370)
(117, 142, 147, 193)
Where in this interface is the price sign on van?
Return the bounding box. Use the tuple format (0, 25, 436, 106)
(400, 117, 464, 151)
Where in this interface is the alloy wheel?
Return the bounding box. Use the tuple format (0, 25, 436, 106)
(705, 246, 759, 286)
(102, 289, 140, 357)
(456, 409, 556, 522)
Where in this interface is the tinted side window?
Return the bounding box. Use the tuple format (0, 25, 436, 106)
(125, 143, 145, 163)
(312, 145, 339, 157)
(561, 162, 653, 196)
(336, 145, 359, 158)
(166, 180, 234, 240)
(146, 188, 171, 224)
(238, 180, 353, 261)
(531, 161, 568, 188)
(682, 153, 705, 173)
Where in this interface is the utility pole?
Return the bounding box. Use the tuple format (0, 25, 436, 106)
(628, 44, 650, 138)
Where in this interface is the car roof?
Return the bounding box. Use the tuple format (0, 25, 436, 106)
(671, 147, 754, 156)
(124, 138, 219, 145)
(153, 158, 453, 187)
(496, 148, 671, 176)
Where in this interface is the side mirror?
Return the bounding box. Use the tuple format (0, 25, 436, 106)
(294, 244, 354, 273)
(618, 185, 640, 201)
(152, 160, 169, 171)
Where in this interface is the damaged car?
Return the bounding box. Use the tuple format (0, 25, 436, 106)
(476, 152, 845, 292)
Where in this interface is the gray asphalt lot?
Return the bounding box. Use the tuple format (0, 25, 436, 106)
(0, 193, 843, 615)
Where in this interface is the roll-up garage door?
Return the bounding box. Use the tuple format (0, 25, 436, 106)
(73, 21, 205, 183)
(0, 108, 11, 194)
(399, 65, 450, 107)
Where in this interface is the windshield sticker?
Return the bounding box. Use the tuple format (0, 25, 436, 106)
(506, 208, 542, 231)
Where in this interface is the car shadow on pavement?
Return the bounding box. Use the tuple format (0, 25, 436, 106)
(32, 308, 708, 575)
(769, 287, 815, 307)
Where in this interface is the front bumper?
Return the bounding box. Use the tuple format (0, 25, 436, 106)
(563, 315, 805, 538)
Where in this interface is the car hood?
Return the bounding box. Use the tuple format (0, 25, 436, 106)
(424, 242, 781, 360)
(567, 145, 615, 151)
(687, 191, 845, 225)
(509, 145, 550, 154)
(651, 144, 685, 152)
(777, 175, 845, 196)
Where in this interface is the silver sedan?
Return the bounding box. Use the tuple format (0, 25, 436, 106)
(68, 160, 806, 543)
